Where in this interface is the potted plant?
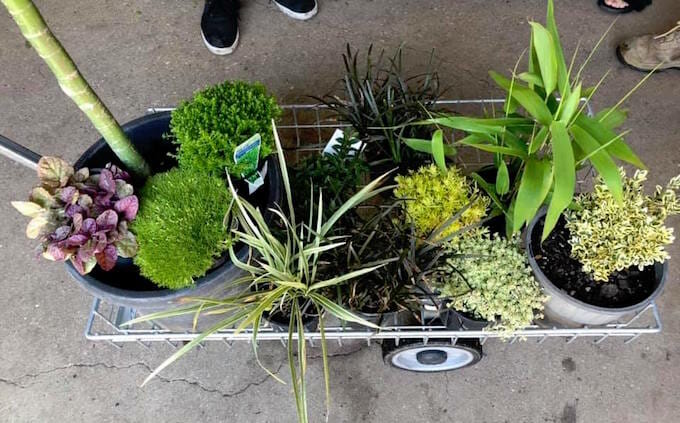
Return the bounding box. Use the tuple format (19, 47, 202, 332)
(401, 0, 652, 240)
(317, 44, 448, 177)
(123, 123, 393, 423)
(4, 1, 283, 324)
(527, 169, 679, 326)
(437, 231, 547, 333)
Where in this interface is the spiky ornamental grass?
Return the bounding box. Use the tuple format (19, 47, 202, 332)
(132, 168, 232, 289)
(566, 168, 680, 282)
(439, 231, 547, 334)
(170, 81, 281, 176)
(394, 164, 489, 238)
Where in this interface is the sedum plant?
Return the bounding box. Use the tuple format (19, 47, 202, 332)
(394, 164, 489, 239)
(123, 122, 391, 423)
(12, 157, 139, 274)
(132, 168, 232, 289)
(566, 168, 680, 281)
(2, 0, 149, 176)
(170, 81, 281, 176)
(405, 0, 651, 240)
(438, 231, 547, 333)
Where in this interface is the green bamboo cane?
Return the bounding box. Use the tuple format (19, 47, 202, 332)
(2, 0, 150, 177)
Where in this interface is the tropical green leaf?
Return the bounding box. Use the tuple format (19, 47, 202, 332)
(490, 71, 553, 126)
(595, 107, 628, 130)
(423, 116, 532, 134)
(571, 125, 623, 201)
(546, 0, 570, 96)
(517, 72, 544, 88)
(431, 129, 447, 173)
(402, 137, 456, 157)
(513, 158, 553, 232)
(496, 161, 510, 195)
(557, 82, 582, 124)
(529, 22, 558, 95)
(528, 126, 549, 154)
(471, 173, 507, 215)
(543, 121, 575, 240)
(574, 114, 645, 169)
(457, 135, 527, 158)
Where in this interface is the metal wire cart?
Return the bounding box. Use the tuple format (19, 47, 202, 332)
(79, 100, 663, 373)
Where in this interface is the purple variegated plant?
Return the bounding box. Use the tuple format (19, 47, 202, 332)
(12, 157, 139, 275)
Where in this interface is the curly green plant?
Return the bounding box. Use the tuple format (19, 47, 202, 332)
(394, 164, 489, 238)
(565, 168, 680, 281)
(132, 168, 232, 289)
(438, 231, 547, 333)
(170, 81, 281, 176)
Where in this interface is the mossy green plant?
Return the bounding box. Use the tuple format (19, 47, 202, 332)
(394, 164, 489, 238)
(566, 168, 680, 281)
(132, 168, 232, 289)
(170, 81, 281, 176)
(438, 231, 547, 333)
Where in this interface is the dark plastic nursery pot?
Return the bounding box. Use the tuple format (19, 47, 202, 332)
(526, 208, 668, 327)
(444, 309, 490, 331)
(65, 112, 283, 323)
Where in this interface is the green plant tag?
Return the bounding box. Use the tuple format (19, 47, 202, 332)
(234, 133, 265, 193)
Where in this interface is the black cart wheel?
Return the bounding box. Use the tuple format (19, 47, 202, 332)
(382, 338, 482, 372)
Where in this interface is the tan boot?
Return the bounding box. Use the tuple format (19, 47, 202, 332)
(617, 21, 680, 71)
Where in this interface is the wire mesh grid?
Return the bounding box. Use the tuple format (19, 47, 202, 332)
(86, 100, 662, 348)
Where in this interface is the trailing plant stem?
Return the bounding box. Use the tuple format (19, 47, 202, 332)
(2, 0, 150, 177)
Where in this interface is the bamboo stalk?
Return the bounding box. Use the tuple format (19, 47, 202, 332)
(2, 0, 150, 177)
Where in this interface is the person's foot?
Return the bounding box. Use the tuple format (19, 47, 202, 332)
(604, 0, 629, 9)
(617, 21, 680, 71)
(201, 0, 240, 55)
(273, 0, 318, 20)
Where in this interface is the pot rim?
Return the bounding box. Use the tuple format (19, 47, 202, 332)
(526, 207, 668, 315)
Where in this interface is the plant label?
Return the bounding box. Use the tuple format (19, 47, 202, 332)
(322, 129, 364, 156)
(234, 133, 265, 194)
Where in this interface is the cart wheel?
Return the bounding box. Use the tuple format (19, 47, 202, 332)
(382, 338, 482, 372)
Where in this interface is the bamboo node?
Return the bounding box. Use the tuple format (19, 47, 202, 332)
(24, 27, 49, 40)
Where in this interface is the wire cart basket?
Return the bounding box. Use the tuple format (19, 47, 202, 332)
(76, 100, 664, 372)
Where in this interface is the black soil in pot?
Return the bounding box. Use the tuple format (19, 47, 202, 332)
(531, 215, 657, 308)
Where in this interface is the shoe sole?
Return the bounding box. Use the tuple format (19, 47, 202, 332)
(616, 46, 680, 72)
(275, 1, 317, 20)
(201, 29, 239, 56)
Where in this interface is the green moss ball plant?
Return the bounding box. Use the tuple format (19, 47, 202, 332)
(438, 231, 547, 333)
(132, 168, 232, 289)
(170, 81, 281, 176)
(394, 164, 489, 238)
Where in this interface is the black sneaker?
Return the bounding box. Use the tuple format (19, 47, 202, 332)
(273, 0, 318, 20)
(201, 0, 240, 55)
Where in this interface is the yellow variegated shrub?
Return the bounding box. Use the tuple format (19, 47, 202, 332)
(566, 169, 680, 281)
(394, 165, 489, 238)
(438, 231, 547, 334)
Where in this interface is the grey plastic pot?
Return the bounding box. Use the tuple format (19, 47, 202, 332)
(526, 208, 668, 327)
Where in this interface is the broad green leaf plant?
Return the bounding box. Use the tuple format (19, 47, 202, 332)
(124, 121, 394, 423)
(405, 0, 654, 240)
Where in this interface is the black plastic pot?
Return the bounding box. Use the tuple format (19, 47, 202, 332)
(264, 310, 320, 333)
(526, 208, 668, 327)
(444, 309, 490, 331)
(65, 112, 283, 327)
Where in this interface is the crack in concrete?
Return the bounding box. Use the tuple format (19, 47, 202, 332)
(306, 345, 366, 359)
(0, 360, 284, 399)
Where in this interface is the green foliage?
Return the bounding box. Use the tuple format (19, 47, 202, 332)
(170, 81, 281, 176)
(438, 231, 547, 333)
(565, 169, 680, 281)
(318, 44, 442, 165)
(411, 0, 649, 239)
(125, 124, 392, 423)
(291, 131, 369, 219)
(132, 168, 232, 289)
(394, 164, 489, 238)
